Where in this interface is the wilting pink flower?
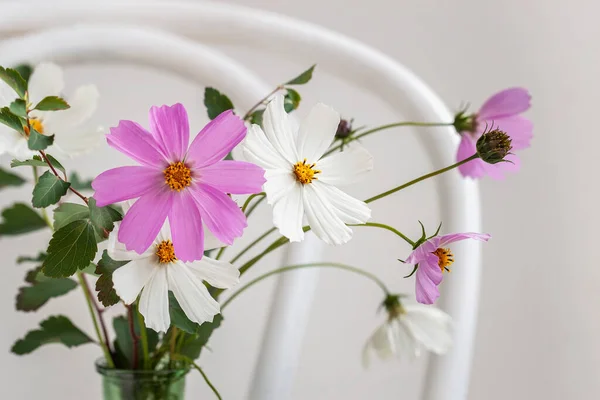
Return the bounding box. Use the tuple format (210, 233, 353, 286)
(92, 104, 265, 261)
(406, 232, 491, 304)
(456, 88, 532, 179)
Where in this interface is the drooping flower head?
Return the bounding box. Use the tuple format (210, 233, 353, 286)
(362, 295, 452, 366)
(454, 88, 532, 179)
(406, 232, 491, 304)
(109, 214, 239, 333)
(243, 95, 372, 245)
(0, 62, 102, 159)
(92, 104, 265, 261)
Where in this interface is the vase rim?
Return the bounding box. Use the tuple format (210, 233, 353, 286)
(95, 358, 190, 378)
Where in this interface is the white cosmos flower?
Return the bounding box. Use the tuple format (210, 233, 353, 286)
(243, 95, 373, 245)
(109, 219, 239, 333)
(0, 62, 102, 159)
(362, 302, 452, 367)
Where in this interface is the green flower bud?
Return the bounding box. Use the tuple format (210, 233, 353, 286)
(476, 129, 513, 164)
(382, 294, 404, 318)
(453, 110, 477, 133)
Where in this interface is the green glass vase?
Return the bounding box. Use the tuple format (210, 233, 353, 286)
(96, 360, 189, 400)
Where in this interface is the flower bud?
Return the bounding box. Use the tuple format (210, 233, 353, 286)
(476, 129, 513, 164)
(453, 110, 477, 133)
(382, 294, 404, 318)
(335, 118, 353, 139)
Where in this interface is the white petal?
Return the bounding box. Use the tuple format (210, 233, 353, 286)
(108, 224, 155, 261)
(296, 103, 340, 162)
(272, 182, 305, 242)
(243, 124, 291, 170)
(0, 80, 14, 107)
(403, 305, 453, 354)
(317, 145, 374, 186)
(167, 261, 220, 325)
(313, 181, 371, 224)
(262, 94, 298, 164)
(139, 267, 170, 333)
(0, 128, 30, 158)
(45, 85, 99, 130)
(28, 62, 64, 105)
(392, 319, 421, 358)
(112, 259, 156, 304)
(303, 183, 351, 245)
(187, 257, 239, 289)
(264, 169, 297, 205)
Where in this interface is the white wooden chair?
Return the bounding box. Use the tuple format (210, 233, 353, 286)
(0, 3, 482, 399)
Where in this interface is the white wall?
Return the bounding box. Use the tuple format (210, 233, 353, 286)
(0, 1, 597, 399)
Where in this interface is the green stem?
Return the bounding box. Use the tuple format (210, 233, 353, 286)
(324, 121, 453, 156)
(77, 272, 115, 368)
(241, 192, 265, 213)
(229, 227, 277, 264)
(243, 86, 284, 121)
(214, 247, 226, 261)
(351, 222, 415, 247)
(365, 154, 479, 204)
(221, 262, 389, 310)
(245, 196, 266, 218)
(136, 304, 150, 369)
(192, 362, 222, 400)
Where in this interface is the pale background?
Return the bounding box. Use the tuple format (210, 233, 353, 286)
(0, 1, 597, 399)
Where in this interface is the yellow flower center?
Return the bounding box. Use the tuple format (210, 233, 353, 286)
(433, 247, 454, 272)
(156, 240, 177, 264)
(293, 159, 321, 184)
(24, 118, 44, 136)
(164, 162, 192, 191)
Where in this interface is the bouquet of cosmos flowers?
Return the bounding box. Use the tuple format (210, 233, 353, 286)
(0, 63, 531, 399)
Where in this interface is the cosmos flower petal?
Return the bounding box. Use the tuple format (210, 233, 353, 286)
(457, 135, 486, 179)
(264, 170, 297, 205)
(403, 305, 453, 354)
(187, 257, 240, 289)
(107, 223, 154, 261)
(491, 115, 533, 151)
(169, 191, 204, 262)
(317, 145, 374, 186)
(112, 259, 156, 304)
(478, 87, 531, 120)
(149, 103, 189, 162)
(28, 62, 64, 105)
(139, 267, 170, 333)
(303, 183, 352, 245)
(262, 95, 298, 163)
(312, 181, 371, 224)
(186, 110, 246, 168)
(415, 257, 443, 304)
(198, 160, 266, 194)
(243, 124, 292, 170)
(272, 182, 305, 242)
(107, 121, 168, 167)
(437, 232, 491, 247)
(296, 102, 340, 162)
(40, 84, 99, 132)
(92, 166, 163, 207)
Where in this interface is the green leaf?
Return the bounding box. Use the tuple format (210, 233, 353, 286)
(0, 66, 27, 98)
(179, 314, 224, 360)
(17, 252, 46, 264)
(11, 154, 66, 175)
(27, 129, 54, 150)
(0, 107, 24, 133)
(32, 171, 70, 208)
(53, 202, 90, 231)
(285, 64, 316, 85)
(11, 316, 93, 355)
(112, 309, 158, 369)
(43, 219, 98, 278)
(89, 198, 122, 239)
(24, 266, 45, 284)
(34, 96, 70, 111)
(0, 167, 25, 189)
(284, 88, 302, 113)
(95, 251, 128, 307)
(204, 87, 234, 120)
(14, 64, 32, 83)
(169, 292, 201, 334)
(9, 99, 27, 118)
(249, 109, 264, 126)
(69, 172, 93, 191)
(16, 278, 77, 312)
(0, 203, 46, 236)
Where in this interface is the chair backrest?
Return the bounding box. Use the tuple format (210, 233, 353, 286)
(0, 3, 482, 399)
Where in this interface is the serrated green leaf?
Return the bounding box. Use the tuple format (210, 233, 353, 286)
(34, 96, 70, 111)
(53, 202, 89, 231)
(284, 88, 302, 113)
(285, 64, 316, 85)
(0, 167, 25, 189)
(169, 291, 201, 334)
(204, 87, 234, 120)
(249, 109, 264, 126)
(24, 266, 44, 284)
(43, 220, 97, 278)
(27, 129, 54, 151)
(13, 64, 32, 83)
(89, 198, 122, 239)
(0, 107, 24, 133)
(11, 315, 93, 355)
(0, 66, 27, 98)
(11, 155, 66, 176)
(112, 308, 159, 369)
(16, 278, 77, 312)
(9, 99, 27, 118)
(179, 314, 223, 360)
(69, 172, 93, 191)
(95, 251, 128, 307)
(17, 252, 47, 264)
(32, 171, 70, 208)
(0, 203, 46, 236)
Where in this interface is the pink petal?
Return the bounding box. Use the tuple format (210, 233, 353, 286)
(118, 189, 173, 254)
(149, 104, 190, 162)
(107, 120, 168, 168)
(197, 160, 265, 194)
(457, 135, 486, 179)
(168, 192, 205, 262)
(483, 153, 521, 180)
(415, 257, 442, 305)
(92, 166, 163, 207)
(437, 232, 491, 247)
(489, 115, 533, 151)
(189, 183, 247, 245)
(405, 241, 436, 265)
(186, 110, 246, 169)
(478, 87, 531, 120)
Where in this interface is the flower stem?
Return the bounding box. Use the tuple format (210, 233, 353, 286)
(243, 86, 284, 121)
(169, 327, 178, 368)
(126, 305, 139, 370)
(364, 154, 479, 204)
(38, 150, 89, 204)
(191, 360, 222, 400)
(245, 196, 266, 218)
(324, 121, 453, 157)
(230, 227, 277, 264)
(241, 192, 265, 213)
(136, 304, 150, 369)
(77, 272, 115, 368)
(351, 222, 415, 247)
(221, 262, 389, 310)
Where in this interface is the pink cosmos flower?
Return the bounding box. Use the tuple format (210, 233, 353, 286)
(406, 232, 491, 304)
(456, 88, 533, 179)
(92, 104, 265, 262)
